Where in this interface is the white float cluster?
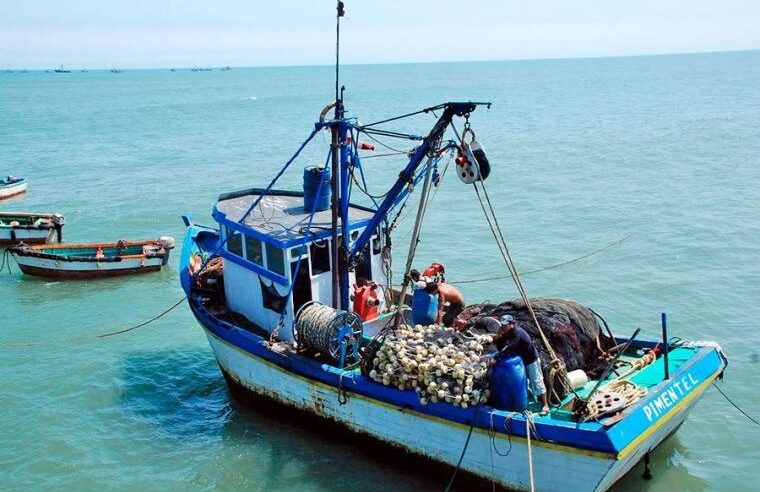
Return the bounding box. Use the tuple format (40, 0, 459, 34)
(368, 324, 494, 407)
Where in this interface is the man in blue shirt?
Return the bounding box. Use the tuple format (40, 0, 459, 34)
(491, 314, 550, 415)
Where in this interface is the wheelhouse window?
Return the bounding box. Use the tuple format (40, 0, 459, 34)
(226, 226, 243, 257)
(265, 243, 286, 277)
(310, 240, 330, 275)
(245, 237, 263, 266)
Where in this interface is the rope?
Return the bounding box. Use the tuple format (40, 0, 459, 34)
(614, 349, 657, 379)
(583, 379, 648, 422)
(268, 155, 328, 343)
(524, 411, 536, 492)
(4, 296, 187, 347)
(470, 180, 569, 402)
(294, 302, 362, 360)
(450, 118, 570, 403)
(713, 382, 760, 426)
(97, 296, 187, 337)
(449, 233, 633, 285)
(443, 367, 489, 492)
(191, 126, 321, 282)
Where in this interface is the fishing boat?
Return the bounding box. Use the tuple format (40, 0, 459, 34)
(0, 212, 65, 245)
(9, 237, 175, 279)
(177, 5, 727, 491)
(54, 65, 71, 73)
(0, 176, 28, 200)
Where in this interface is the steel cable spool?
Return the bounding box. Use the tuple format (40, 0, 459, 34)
(294, 302, 363, 365)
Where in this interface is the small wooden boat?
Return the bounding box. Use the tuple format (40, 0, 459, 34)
(9, 236, 175, 279)
(0, 212, 65, 245)
(0, 176, 28, 200)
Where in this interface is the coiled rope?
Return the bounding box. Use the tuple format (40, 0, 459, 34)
(583, 379, 648, 422)
(294, 302, 362, 360)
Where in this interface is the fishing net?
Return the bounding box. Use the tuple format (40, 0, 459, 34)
(456, 298, 614, 384)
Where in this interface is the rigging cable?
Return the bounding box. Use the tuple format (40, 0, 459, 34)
(471, 180, 572, 404)
(356, 127, 417, 153)
(448, 233, 633, 285)
(449, 120, 571, 404)
(191, 126, 321, 281)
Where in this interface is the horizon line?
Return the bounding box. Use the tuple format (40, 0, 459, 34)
(2, 47, 758, 72)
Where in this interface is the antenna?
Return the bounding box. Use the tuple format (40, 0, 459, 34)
(335, 1, 345, 119)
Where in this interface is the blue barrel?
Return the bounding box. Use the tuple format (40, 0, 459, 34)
(411, 289, 438, 325)
(489, 355, 528, 412)
(303, 166, 331, 212)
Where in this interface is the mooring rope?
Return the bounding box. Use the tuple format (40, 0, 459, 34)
(3, 296, 187, 347)
(713, 382, 760, 426)
(97, 296, 187, 338)
(524, 411, 536, 492)
(443, 367, 491, 492)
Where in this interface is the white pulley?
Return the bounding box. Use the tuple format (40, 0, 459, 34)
(455, 128, 491, 184)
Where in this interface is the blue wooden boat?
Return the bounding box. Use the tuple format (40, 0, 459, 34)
(177, 6, 727, 491)
(0, 176, 27, 200)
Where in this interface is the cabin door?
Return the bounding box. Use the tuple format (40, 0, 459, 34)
(291, 258, 312, 314)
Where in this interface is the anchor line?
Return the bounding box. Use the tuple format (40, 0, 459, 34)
(713, 382, 760, 427)
(97, 296, 187, 338)
(3, 296, 187, 347)
(444, 368, 491, 492)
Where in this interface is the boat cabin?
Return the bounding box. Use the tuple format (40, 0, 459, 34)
(213, 188, 389, 341)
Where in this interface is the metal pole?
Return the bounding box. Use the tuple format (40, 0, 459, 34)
(661, 312, 669, 380)
(330, 126, 341, 309)
(396, 157, 434, 316)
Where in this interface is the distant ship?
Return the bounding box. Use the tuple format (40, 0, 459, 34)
(191, 67, 213, 72)
(170, 68, 177, 72)
(54, 65, 71, 73)
(221, 66, 232, 71)
(110, 68, 123, 73)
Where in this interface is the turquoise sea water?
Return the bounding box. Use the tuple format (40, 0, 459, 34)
(1, 51, 759, 491)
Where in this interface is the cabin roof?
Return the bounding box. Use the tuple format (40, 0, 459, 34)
(213, 189, 375, 247)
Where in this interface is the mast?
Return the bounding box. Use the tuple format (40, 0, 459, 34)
(330, 1, 346, 309)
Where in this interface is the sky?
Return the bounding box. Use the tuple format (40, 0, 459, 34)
(1, 0, 759, 69)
